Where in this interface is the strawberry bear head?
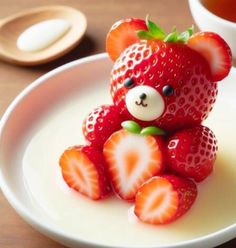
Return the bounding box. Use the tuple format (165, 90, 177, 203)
(107, 18, 232, 132)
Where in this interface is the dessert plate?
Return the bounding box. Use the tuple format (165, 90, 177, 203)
(0, 53, 236, 248)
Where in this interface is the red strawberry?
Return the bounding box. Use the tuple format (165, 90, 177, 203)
(111, 39, 217, 131)
(103, 129, 164, 201)
(83, 105, 122, 149)
(106, 18, 147, 61)
(134, 175, 197, 225)
(109, 19, 231, 131)
(167, 125, 217, 182)
(188, 32, 232, 82)
(59, 145, 111, 200)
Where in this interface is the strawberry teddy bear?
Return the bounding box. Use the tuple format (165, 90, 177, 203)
(60, 18, 231, 225)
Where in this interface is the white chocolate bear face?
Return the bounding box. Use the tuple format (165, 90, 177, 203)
(125, 85, 165, 121)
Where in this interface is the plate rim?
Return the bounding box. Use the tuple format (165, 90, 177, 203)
(0, 53, 236, 248)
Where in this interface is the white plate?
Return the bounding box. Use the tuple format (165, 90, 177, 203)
(1, 53, 236, 248)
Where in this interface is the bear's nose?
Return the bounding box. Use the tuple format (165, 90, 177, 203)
(139, 93, 147, 100)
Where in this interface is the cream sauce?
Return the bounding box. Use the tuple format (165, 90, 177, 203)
(17, 19, 70, 52)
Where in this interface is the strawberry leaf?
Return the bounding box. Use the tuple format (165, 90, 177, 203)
(141, 126, 166, 136)
(177, 26, 194, 43)
(121, 121, 142, 134)
(136, 17, 194, 44)
(188, 26, 194, 36)
(146, 16, 165, 39)
(137, 30, 154, 40)
(164, 27, 178, 42)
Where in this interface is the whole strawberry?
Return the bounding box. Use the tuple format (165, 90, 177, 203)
(83, 105, 122, 149)
(107, 18, 231, 132)
(167, 125, 217, 182)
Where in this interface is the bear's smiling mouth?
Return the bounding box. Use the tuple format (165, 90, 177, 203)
(135, 99, 148, 107)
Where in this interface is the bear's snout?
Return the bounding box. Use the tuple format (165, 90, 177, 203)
(125, 85, 165, 122)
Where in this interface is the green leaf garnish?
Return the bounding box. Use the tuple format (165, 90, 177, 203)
(187, 25, 194, 36)
(146, 16, 165, 39)
(137, 30, 154, 40)
(137, 15, 194, 44)
(121, 121, 141, 134)
(137, 15, 166, 40)
(164, 27, 178, 42)
(140, 126, 166, 136)
(177, 26, 194, 43)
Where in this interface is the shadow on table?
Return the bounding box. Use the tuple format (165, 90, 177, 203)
(31, 35, 97, 72)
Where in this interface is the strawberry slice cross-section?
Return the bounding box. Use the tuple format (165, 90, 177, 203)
(134, 175, 197, 224)
(188, 31, 232, 82)
(59, 145, 111, 200)
(103, 129, 164, 201)
(106, 18, 147, 61)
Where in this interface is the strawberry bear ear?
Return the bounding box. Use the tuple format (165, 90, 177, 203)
(106, 18, 147, 61)
(188, 32, 232, 82)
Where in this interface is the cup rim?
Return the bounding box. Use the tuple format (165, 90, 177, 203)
(190, 0, 236, 28)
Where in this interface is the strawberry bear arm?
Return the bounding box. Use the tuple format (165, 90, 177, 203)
(83, 105, 123, 149)
(167, 125, 217, 182)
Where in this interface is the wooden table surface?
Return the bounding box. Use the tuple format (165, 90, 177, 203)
(0, 0, 235, 247)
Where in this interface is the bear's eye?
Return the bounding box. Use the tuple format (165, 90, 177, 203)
(162, 85, 174, 96)
(124, 78, 135, 89)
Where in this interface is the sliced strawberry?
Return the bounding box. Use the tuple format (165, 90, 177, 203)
(82, 105, 122, 150)
(103, 129, 164, 201)
(188, 32, 232, 82)
(134, 175, 197, 225)
(106, 18, 147, 61)
(59, 145, 111, 200)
